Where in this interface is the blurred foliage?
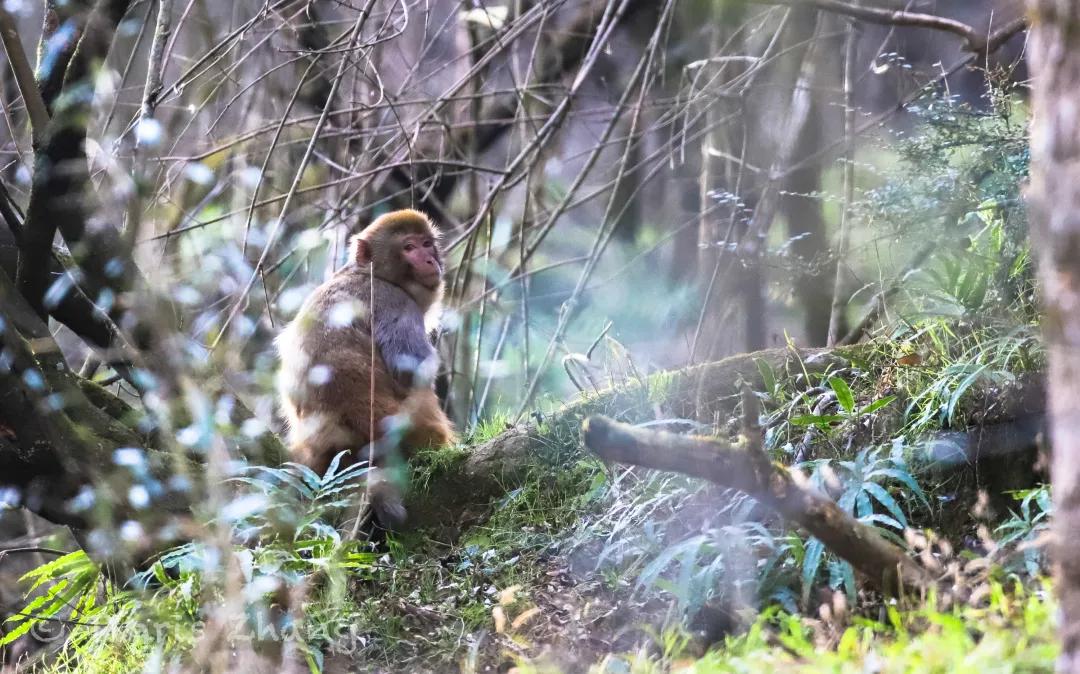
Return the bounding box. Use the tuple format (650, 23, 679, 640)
(0, 30, 1051, 674)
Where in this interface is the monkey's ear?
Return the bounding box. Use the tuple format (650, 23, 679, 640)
(350, 235, 372, 265)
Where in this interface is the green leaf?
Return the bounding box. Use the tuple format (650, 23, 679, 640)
(0, 617, 34, 647)
(801, 538, 825, 605)
(860, 395, 897, 416)
(636, 535, 709, 595)
(858, 513, 904, 531)
(839, 561, 856, 604)
(755, 358, 777, 398)
(862, 482, 908, 528)
(20, 551, 94, 592)
(866, 468, 930, 509)
(829, 377, 855, 415)
(946, 364, 987, 425)
(789, 414, 844, 428)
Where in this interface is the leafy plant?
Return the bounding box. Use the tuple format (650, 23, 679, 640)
(799, 445, 929, 603)
(996, 485, 1052, 576)
(789, 376, 896, 432)
(0, 550, 102, 648)
(9, 455, 379, 672)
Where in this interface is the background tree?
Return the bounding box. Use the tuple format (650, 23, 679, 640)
(1025, 0, 1080, 670)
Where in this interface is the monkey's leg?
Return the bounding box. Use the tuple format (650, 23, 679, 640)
(401, 388, 457, 450)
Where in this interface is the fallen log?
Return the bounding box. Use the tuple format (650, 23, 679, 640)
(405, 346, 861, 533)
(581, 414, 937, 595)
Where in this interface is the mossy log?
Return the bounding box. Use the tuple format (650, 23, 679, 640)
(406, 346, 861, 533)
(407, 343, 1042, 594)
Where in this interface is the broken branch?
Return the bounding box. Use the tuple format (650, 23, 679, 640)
(582, 415, 936, 595)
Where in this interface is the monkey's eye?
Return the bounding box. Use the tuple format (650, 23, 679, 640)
(423, 240, 434, 248)
(403, 243, 416, 252)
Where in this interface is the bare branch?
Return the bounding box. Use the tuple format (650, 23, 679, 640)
(136, 0, 174, 134)
(0, 8, 50, 147)
(582, 415, 936, 595)
(758, 0, 1026, 54)
(34, 0, 89, 111)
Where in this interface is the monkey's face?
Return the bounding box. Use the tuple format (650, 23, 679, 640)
(399, 233, 442, 289)
(351, 210, 445, 297)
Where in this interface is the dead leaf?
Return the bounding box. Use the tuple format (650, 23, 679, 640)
(897, 353, 922, 366)
(511, 607, 541, 630)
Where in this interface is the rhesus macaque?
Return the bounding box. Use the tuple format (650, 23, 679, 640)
(276, 209, 456, 528)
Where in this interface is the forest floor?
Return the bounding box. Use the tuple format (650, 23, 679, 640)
(312, 341, 1058, 673)
(0, 342, 1060, 673)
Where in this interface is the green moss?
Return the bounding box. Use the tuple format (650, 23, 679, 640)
(409, 443, 472, 491)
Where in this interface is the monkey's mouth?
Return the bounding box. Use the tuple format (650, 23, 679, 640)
(417, 269, 442, 289)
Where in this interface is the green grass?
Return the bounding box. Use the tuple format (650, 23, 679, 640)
(8, 325, 1051, 673)
(549, 581, 1056, 674)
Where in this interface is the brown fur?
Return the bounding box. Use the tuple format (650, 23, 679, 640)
(276, 210, 455, 526)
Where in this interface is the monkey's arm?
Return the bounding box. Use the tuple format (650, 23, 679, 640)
(371, 283, 438, 389)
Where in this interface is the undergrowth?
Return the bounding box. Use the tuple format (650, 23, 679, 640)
(2, 82, 1053, 674)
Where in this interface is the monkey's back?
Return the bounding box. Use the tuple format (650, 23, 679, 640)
(275, 268, 403, 472)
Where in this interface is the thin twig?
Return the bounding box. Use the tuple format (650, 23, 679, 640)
(0, 8, 50, 146)
(211, 2, 375, 349)
(759, 0, 1025, 54)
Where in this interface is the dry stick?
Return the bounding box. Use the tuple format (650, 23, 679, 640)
(157, 0, 294, 98)
(152, 2, 309, 168)
(705, 12, 827, 357)
(0, 69, 26, 165)
(741, 13, 825, 263)
(125, 0, 173, 253)
(476, 315, 512, 416)
(827, 12, 858, 347)
(447, 0, 635, 251)
(467, 212, 495, 423)
(762, 0, 1026, 56)
(762, 0, 981, 46)
(451, 94, 738, 313)
(375, 0, 569, 187)
(464, 119, 738, 320)
(449, 0, 691, 282)
(238, 22, 352, 255)
(689, 9, 792, 364)
(0, 8, 50, 147)
(210, 5, 374, 349)
(100, 1, 153, 133)
(347, 0, 555, 207)
(351, 248, 377, 543)
(704, 10, 1025, 348)
(582, 415, 936, 595)
(157, 0, 194, 76)
(441, 0, 637, 410)
(462, 1, 548, 416)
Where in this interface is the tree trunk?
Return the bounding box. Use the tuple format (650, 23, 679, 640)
(1025, 3, 1080, 670)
